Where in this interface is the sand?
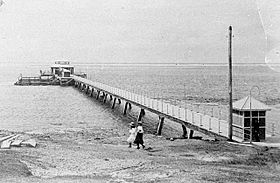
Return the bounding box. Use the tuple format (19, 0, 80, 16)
(0, 126, 280, 183)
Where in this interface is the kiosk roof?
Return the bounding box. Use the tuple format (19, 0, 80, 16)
(233, 96, 271, 111)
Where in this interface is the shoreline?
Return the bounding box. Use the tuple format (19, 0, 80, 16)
(1, 127, 280, 182)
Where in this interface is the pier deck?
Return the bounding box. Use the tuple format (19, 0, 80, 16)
(72, 75, 242, 142)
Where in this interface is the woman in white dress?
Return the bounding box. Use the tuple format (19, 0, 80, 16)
(127, 122, 137, 148)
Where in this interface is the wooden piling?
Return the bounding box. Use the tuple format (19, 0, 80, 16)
(137, 109, 145, 121)
(156, 116, 165, 135)
(112, 97, 116, 109)
(96, 90, 100, 100)
(82, 84, 85, 91)
(88, 88, 91, 96)
(189, 130, 194, 139)
(118, 98, 121, 104)
(90, 88, 94, 97)
(182, 125, 188, 138)
(110, 95, 113, 100)
(103, 93, 107, 103)
(123, 102, 129, 115)
(128, 103, 132, 109)
(101, 91, 105, 98)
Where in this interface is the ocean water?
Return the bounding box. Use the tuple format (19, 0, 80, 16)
(0, 63, 279, 137)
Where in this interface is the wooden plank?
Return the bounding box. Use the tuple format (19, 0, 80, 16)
(1, 140, 12, 149)
(11, 140, 23, 147)
(0, 135, 16, 143)
(21, 139, 37, 147)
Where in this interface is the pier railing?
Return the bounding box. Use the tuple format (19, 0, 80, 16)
(72, 75, 241, 141)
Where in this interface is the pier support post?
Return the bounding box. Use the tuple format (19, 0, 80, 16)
(85, 85, 89, 94)
(82, 84, 86, 91)
(118, 98, 121, 104)
(112, 97, 117, 109)
(110, 95, 113, 100)
(137, 109, 145, 121)
(103, 93, 107, 103)
(123, 102, 129, 115)
(101, 91, 106, 98)
(89, 89, 93, 96)
(96, 90, 100, 100)
(182, 125, 188, 138)
(189, 130, 194, 139)
(128, 103, 132, 110)
(156, 116, 165, 136)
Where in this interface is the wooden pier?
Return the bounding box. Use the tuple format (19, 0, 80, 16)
(72, 75, 242, 142)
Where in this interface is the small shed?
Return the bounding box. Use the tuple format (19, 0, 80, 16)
(232, 96, 271, 142)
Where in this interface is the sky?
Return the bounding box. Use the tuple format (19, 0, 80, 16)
(0, 0, 268, 64)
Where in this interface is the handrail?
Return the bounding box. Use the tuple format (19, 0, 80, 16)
(72, 75, 234, 141)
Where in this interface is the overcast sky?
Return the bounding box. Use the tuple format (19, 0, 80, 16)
(0, 0, 267, 64)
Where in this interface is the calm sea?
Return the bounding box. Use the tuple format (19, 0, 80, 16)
(0, 63, 279, 136)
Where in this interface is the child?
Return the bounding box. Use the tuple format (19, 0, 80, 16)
(134, 121, 145, 149)
(127, 122, 137, 148)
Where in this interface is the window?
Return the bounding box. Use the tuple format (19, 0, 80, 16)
(252, 111, 258, 117)
(259, 118, 265, 126)
(259, 111, 266, 116)
(244, 111, 250, 117)
(244, 118, 250, 127)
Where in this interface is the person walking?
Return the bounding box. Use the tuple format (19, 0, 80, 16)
(134, 121, 145, 149)
(127, 122, 137, 148)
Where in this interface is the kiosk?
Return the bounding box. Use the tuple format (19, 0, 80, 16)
(232, 96, 271, 142)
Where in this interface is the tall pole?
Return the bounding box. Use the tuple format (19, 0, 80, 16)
(228, 26, 233, 141)
(249, 94, 252, 143)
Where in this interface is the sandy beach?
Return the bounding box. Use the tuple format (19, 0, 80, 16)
(1, 124, 280, 183)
